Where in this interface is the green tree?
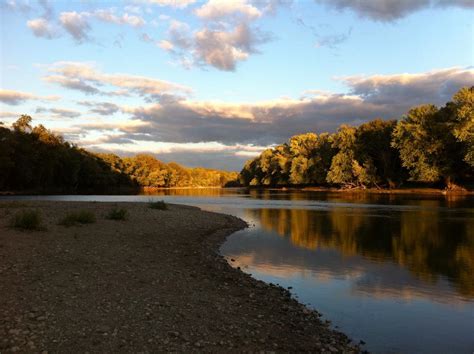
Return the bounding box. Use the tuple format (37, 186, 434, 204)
(391, 97, 469, 186)
(447, 87, 474, 167)
(327, 125, 358, 187)
(355, 119, 403, 186)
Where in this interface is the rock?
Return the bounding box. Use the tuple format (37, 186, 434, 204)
(167, 331, 179, 337)
(96, 325, 111, 333)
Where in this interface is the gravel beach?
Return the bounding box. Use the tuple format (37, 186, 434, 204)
(0, 201, 359, 353)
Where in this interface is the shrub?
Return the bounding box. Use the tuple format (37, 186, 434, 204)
(11, 210, 43, 231)
(107, 207, 128, 220)
(148, 200, 168, 210)
(59, 210, 96, 227)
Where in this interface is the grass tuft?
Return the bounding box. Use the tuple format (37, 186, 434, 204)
(10, 209, 44, 231)
(107, 207, 128, 221)
(148, 200, 168, 210)
(59, 210, 96, 227)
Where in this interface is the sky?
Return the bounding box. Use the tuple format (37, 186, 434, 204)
(0, 0, 473, 171)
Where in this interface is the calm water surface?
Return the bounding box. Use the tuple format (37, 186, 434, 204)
(3, 189, 474, 353)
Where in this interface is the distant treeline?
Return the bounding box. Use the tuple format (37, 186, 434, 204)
(0, 116, 237, 193)
(239, 87, 473, 189)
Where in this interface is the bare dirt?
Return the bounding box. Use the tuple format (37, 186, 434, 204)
(0, 201, 359, 353)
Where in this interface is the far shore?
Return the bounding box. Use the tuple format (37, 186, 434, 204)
(1, 184, 473, 197)
(0, 201, 359, 353)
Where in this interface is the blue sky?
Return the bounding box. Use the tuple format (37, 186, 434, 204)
(1, 0, 473, 170)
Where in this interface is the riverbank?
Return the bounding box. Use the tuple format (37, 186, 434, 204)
(0, 201, 359, 353)
(246, 186, 474, 196)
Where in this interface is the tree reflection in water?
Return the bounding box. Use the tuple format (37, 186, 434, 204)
(248, 198, 474, 298)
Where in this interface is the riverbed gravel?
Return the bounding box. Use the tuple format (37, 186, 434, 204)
(0, 201, 360, 353)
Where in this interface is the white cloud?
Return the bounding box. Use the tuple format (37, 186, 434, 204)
(158, 19, 271, 71)
(193, 23, 269, 71)
(93, 9, 146, 27)
(43, 61, 193, 98)
(59, 11, 91, 43)
(139, 0, 196, 8)
(0, 89, 60, 105)
(195, 0, 262, 21)
(27, 18, 58, 39)
(158, 39, 174, 51)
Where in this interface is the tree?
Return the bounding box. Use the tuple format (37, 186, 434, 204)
(392, 94, 470, 186)
(12, 115, 32, 133)
(327, 125, 358, 187)
(355, 119, 403, 186)
(447, 86, 474, 167)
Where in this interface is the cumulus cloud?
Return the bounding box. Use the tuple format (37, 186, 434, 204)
(195, 0, 262, 21)
(27, 18, 58, 39)
(148, 0, 273, 71)
(57, 8, 146, 43)
(159, 19, 271, 71)
(43, 61, 192, 98)
(193, 23, 270, 71)
(125, 95, 388, 145)
(158, 39, 174, 51)
(0, 89, 59, 105)
(112, 67, 473, 146)
(315, 0, 474, 22)
(59, 11, 91, 43)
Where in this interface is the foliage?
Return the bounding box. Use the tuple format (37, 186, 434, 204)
(106, 207, 128, 220)
(148, 200, 168, 210)
(0, 117, 238, 193)
(445, 87, 474, 167)
(10, 209, 43, 231)
(240, 87, 473, 188)
(59, 210, 96, 227)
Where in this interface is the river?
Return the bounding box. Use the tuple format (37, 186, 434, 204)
(2, 188, 474, 353)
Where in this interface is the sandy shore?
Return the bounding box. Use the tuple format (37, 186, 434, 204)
(0, 201, 359, 353)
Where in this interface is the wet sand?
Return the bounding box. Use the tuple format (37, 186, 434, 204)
(0, 201, 359, 353)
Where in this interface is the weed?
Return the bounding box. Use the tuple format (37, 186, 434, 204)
(107, 207, 128, 220)
(148, 200, 168, 210)
(11, 210, 44, 231)
(59, 210, 96, 227)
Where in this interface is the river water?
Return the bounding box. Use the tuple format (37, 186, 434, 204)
(3, 189, 474, 353)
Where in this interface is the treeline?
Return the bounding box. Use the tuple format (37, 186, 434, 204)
(0, 116, 237, 193)
(97, 153, 238, 188)
(239, 87, 473, 189)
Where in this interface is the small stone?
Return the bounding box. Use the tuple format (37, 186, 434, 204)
(167, 331, 179, 337)
(96, 325, 111, 333)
